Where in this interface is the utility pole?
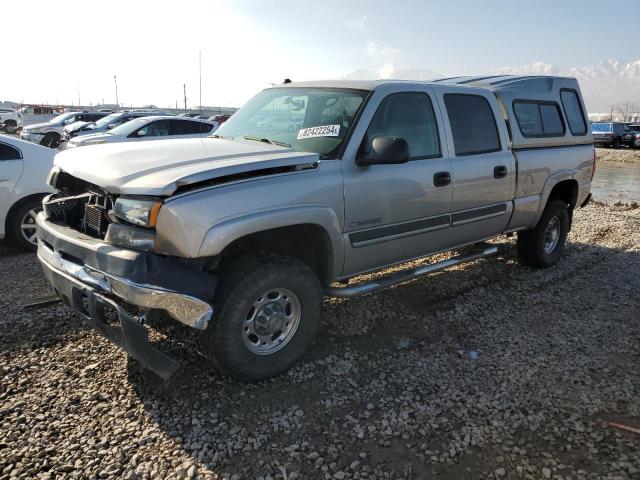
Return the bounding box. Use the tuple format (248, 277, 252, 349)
(114, 75, 119, 109)
(199, 51, 202, 116)
(183, 84, 187, 112)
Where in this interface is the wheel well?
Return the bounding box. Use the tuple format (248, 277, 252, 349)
(548, 180, 578, 209)
(5, 193, 47, 231)
(216, 224, 333, 285)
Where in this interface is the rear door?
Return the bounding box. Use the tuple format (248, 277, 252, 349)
(341, 85, 453, 276)
(434, 87, 515, 244)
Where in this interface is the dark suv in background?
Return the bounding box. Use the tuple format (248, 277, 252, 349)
(591, 122, 634, 148)
(628, 124, 640, 148)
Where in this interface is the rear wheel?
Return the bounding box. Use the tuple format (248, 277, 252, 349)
(517, 200, 570, 268)
(202, 254, 322, 382)
(2, 120, 17, 133)
(8, 197, 44, 251)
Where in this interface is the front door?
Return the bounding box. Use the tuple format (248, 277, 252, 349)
(341, 86, 453, 277)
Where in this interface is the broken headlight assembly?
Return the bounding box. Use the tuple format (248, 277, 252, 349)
(113, 197, 162, 228)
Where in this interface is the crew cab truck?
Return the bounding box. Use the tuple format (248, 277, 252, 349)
(36, 76, 594, 382)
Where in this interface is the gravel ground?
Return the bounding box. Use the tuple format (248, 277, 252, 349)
(1, 202, 639, 480)
(595, 147, 640, 164)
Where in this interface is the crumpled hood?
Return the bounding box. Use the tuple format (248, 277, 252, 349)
(70, 132, 113, 144)
(64, 121, 90, 133)
(54, 137, 319, 196)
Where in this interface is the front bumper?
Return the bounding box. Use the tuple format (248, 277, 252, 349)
(36, 213, 217, 378)
(21, 132, 45, 143)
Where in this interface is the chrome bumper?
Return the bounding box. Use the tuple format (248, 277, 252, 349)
(38, 239, 213, 329)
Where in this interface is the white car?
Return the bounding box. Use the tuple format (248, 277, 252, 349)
(21, 111, 110, 148)
(64, 116, 217, 148)
(0, 135, 55, 250)
(0, 109, 22, 133)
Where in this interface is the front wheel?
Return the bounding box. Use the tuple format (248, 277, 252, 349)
(40, 133, 60, 148)
(202, 255, 322, 382)
(517, 200, 570, 268)
(8, 197, 44, 251)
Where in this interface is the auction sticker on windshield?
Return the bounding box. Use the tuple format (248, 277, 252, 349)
(297, 125, 341, 140)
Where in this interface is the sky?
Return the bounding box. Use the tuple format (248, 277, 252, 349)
(2, 0, 639, 108)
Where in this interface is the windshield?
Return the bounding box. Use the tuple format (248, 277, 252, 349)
(108, 117, 153, 136)
(215, 87, 368, 157)
(93, 112, 123, 129)
(49, 112, 76, 125)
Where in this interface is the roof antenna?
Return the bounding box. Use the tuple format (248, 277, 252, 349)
(283, 78, 292, 84)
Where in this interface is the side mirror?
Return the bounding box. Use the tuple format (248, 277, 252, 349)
(137, 130, 147, 137)
(357, 136, 410, 166)
(107, 123, 116, 129)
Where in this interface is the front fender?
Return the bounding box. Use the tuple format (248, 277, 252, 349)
(198, 205, 344, 279)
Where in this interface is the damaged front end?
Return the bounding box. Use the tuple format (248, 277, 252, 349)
(37, 169, 217, 379)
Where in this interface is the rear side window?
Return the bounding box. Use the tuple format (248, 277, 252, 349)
(444, 94, 501, 156)
(560, 89, 587, 136)
(0, 142, 21, 160)
(365, 92, 441, 160)
(513, 101, 565, 137)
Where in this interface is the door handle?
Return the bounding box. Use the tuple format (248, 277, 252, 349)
(433, 171, 451, 187)
(494, 165, 508, 179)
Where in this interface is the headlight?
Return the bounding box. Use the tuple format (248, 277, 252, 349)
(113, 197, 162, 228)
(87, 140, 107, 145)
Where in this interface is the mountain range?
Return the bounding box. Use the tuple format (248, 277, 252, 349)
(344, 59, 640, 112)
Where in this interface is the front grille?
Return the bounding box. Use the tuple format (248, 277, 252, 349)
(44, 178, 114, 239)
(83, 203, 108, 237)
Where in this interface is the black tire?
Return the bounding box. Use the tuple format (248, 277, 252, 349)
(3, 120, 17, 133)
(202, 254, 322, 382)
(612, 138, 620, 149)
(517, 200, 570, 268)
(40, 133, 60, 148)
(7, 197, 44, 251)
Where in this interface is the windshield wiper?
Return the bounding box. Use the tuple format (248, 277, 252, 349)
(243, 135, 291, 148)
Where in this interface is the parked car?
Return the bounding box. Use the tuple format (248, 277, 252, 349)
(0, 135, 54, 250)
(63, 116, 216, 148)
(628, 124, 640, 148)
(61, 110, 171, 142)
(591, 122, 634, 148)
(0, 109, 22, 133)
(21, 111, 111, 148)
(36, 76, 594, 382)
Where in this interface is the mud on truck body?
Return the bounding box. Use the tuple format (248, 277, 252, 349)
(36, 76, 595, 381)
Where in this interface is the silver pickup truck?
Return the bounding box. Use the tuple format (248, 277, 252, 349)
(36, 76, 595, 382)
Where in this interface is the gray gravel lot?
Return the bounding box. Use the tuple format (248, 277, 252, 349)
(1, 203, 639, 480)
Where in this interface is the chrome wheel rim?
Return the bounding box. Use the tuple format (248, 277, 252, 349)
(243, 288, 301, 355)
(544, 216, 561, 254)
(20, 208, 41, 246)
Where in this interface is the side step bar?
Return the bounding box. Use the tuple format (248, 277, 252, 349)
(324, 245, 498, 298)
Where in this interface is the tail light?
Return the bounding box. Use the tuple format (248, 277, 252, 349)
(591, 150, 597, 181)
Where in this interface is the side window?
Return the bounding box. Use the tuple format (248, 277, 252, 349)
(0, 143, 21, 160)
(364, 92, 441, 160)
(560, 89, 587, 136)
(137, 120, 170, 137)
(171, 120, 205, 135)
(444, 94, 501, 156)
(199, 122, 214, 133)
(513, 101, 564, 137)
